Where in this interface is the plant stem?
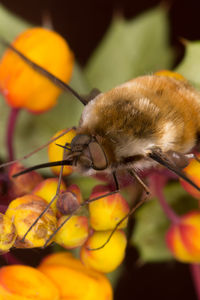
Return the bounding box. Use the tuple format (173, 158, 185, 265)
(6, 107, 20, 161)
(3, 252, 23, 265)
(190, 264, 200, 300)
(149, 173, 180, 224)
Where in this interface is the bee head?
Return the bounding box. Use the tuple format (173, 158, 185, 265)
(69, 134, 108, 171)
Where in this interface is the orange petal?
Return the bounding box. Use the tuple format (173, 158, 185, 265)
(154, 70, 186, 81)
(0, 265, 60, 300)
(0, 27, 74, 113)
(39, 252, 113, 300)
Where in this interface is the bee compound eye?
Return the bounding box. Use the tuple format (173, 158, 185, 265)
(78, 155, 93, 169)
(88, 142, 108, 170)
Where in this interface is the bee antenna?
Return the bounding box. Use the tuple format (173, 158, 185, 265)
(0, 37, 87, 106)
(12, 159, 73, 177)
(149, 151, 200, 192)
(55, 143, 71, 150)
(0, 127, 75, 170)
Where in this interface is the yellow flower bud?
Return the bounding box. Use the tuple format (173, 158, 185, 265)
(67, 184, 83, 204)
(89, 185, 130, 231)
(166, 211, 200, 263)
(38, 252, 113, 300)
(48, 128, 76, 176)
(32, 177, 67, 212)
(0, 265, 59, 300)
(180, 153, 200, 199)
(6, 194, 57, 248)
(154, 70, 186, 81)
(80, 230, 127, 273)
(0, 27, 74, 113)
(54, 215, 89, 249)
(0, 213, 16, 253)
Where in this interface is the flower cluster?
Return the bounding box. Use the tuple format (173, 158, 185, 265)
(0, 26, 129, 298)
(1, 22, 200, 300)
(1, 154, 129, 273)
(0, 252, 113, 299)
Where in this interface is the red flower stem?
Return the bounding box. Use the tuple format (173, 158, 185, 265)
(190, 264, 200, 300)
(0, 205, 7, 213)
(149, 173, 180, 224)
(6, 107, 20, 161)
(3, 252, 23, 265)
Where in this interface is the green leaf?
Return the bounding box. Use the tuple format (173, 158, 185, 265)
(84, 6, 174, 91)
(131, 182, 198, 263)
(106, 265, 124, 288)
(176, 41, 200, 88)
(0, 4, 30, 42)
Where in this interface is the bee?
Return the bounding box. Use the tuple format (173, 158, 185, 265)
(1, 38, 200, 246)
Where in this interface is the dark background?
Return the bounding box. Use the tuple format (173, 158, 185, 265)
(1, 0, 200, 66)
(1, 0, 200, 299)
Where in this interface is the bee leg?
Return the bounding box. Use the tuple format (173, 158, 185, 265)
(112, 171, 119, 190)
(0, 127, 76, 169)
(43, 185, 121, 247)
(21, 143, 69, 242)
(43, 208, 78, 248)
(83, 88, 101, 103)
(44, 171, 144, 248)
(87, 192, 148, 251)
(149, 149, 200, 192)
(128, 169, 150, 195)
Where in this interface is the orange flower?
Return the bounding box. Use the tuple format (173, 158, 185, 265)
(38, 252, 113, 300)
(180, 153, 200, 199)
(154, 70, 186, 81)
(0, 265, 60, 300)
(48, 128, 76, 176)
(0, 27, 74, 113)
(166, 211, 200, 262)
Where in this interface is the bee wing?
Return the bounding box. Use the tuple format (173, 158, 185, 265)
(149, 149, 200, 192)
(83, 88, 102, 103)
(0, 37, 87, 105)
